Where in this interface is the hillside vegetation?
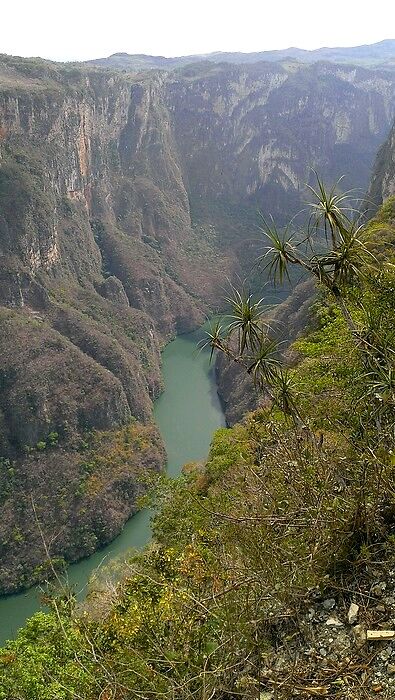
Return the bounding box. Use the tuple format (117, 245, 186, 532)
(1, 197, 395, 698)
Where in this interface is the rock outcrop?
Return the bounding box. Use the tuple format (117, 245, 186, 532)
(368, 117, 395, 206)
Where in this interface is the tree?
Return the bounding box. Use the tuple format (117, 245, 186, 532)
(205, 174, 395, 432)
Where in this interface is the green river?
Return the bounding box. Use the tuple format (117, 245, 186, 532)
(0, 326, 225, 645)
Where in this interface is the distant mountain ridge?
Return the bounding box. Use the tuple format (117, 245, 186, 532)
(86, 39, 395, 72)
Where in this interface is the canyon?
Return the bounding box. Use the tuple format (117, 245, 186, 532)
(1, 50, 395, 592)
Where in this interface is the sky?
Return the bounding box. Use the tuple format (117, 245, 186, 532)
(2, 0, 395, 62)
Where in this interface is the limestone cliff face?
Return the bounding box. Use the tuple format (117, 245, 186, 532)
(0, 61, 201, 592)
(368, 117, 395, 206)
(0, 66, 208, 326)
(165, 62, 395, 228)
(2, 59, 394, 308)
(1, 54, 395, 592)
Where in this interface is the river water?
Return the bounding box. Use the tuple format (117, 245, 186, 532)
(0, 326, 225, 645)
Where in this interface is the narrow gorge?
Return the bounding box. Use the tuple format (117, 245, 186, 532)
(3, 33, 395, 698)
(1, 50, 395, 596)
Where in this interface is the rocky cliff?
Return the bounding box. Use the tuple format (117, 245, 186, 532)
(368, 116, 395, 206)
(163, 60, 395, 256)
(0, 58, 207, 591)
(1, 53, 395, 591)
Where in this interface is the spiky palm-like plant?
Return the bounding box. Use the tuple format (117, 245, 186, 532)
(206, 174, 382, 430)
(224, 286, 269, 355)
(306, 173, 352, 244)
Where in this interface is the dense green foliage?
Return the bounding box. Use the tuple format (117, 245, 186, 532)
(1, 198, 395, 698)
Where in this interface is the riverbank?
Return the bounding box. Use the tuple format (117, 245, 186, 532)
(0, 327, 225, 645)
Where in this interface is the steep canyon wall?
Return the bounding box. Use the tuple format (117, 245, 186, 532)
(1, 54, 395, 590)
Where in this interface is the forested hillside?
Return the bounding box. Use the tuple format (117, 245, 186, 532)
(2, 192, 395, 698)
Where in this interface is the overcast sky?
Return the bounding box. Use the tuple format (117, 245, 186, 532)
(2, 0, 395, 62)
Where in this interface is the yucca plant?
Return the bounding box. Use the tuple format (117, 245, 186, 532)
(358, 303, 395, 369)
(259, 174, 379, 332)
(205, 174, 382, 433)
(306, 173, 353, 243)
(246, 335, 282, 387)
(271, 368, 305, 428)
(364, 365, 395, 413)
(257, 217, 298, 286)
(198, 319, 227, 362)
(224, 286, 269, 354)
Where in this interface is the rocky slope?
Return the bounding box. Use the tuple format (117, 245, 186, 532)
(0, 58, 208, 591)
(1, 53, 395, 590)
